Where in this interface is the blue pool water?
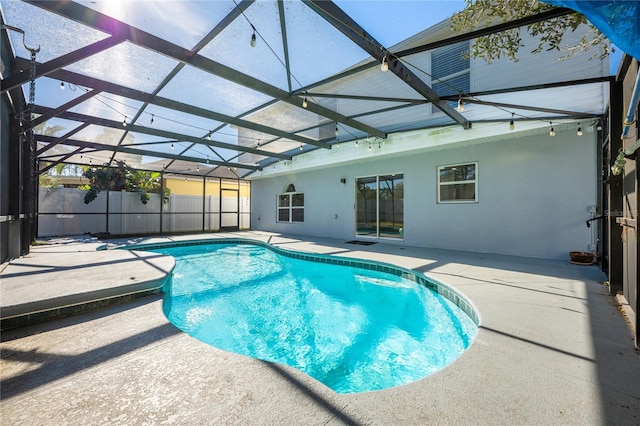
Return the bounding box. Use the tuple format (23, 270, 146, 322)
(151, 242, 477, 394)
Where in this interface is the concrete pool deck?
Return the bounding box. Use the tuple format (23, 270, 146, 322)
(1, 231, 638, 425)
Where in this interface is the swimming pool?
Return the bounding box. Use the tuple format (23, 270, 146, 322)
(135, 239, 478, 393)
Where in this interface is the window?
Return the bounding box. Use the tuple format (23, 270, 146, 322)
(437, 163, 477, 203)
(277, 188, 304, 223)
(356, 174, 404, 239)
(431, 41, 470, 114)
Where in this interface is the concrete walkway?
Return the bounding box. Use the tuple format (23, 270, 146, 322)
(1, 231, 638, 425)
(0, 236, 174, 328)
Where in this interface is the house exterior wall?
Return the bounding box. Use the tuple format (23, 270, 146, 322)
(250, 126, 597, 260)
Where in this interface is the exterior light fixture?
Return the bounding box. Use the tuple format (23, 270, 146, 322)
(577, 124, 583, 136)
(549, 122, 555, 137)
(299, 143, 303, 151)
(60, 81, 65, 90)
(150, 114, 154, 125)
(251, 31, 256, 47)
(171, 143, 175, 149)
(457, 94, 464, 112)
(597, 122, 603, 131)
(302, 94, 308, 108)
(355, 140, 359, 148)
(509, 113, 515, 131)
(122, 116, 127, 127)
(335, 126, 339, 137)
(380, 53, 389, 72)
(196, 165, 200, 172)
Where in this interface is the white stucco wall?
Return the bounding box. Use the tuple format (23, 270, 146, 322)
(249, 124, 597, 260)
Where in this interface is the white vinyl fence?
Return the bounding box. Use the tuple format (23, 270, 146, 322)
(38, 187, 250, 237)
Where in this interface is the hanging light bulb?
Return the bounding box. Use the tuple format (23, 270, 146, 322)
(509, 113, 515, 131)
(196, 164, 200, 172)
(250, 25, 256, 47)
(335, 126, 339, 137)
(299, 143, 303, 151)
(60, 81, 65, 90)
(368, 143, 372, 152)
(302, 97, 308, 108)
(577, 124, 583, 136)
(355, 140, 359, 148)
(549, 122, 555, 137)
(150, 114, 154, 125)
(206, 132, 212, 140)
(597, 122, 602, 131)
(206, 156, 210, 164)
(380, 53, 389, 72)
(122, 116, 127, 127)
(336, 142, 340, 148)
(171, 143, 175, 150)
(457, 94, 464, 112)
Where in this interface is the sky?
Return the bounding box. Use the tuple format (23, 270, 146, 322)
(336, 0, 466, 47)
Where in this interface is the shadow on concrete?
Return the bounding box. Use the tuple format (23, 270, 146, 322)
(261, 361, 362, 426)
(0, 315, 180, 401)
(1, 251, 171, 279)
(1, 296, 163, 342)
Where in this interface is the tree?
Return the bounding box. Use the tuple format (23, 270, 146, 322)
(80, 161, 170, 205)
(450, 0, 611, 63)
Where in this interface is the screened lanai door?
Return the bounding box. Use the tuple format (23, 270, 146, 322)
(355, 174, 404, 239)
(220, 186, 239, 231)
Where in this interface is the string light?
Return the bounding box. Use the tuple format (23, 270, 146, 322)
(60, 81, 65, 90)
(509, 113, 515, 131)
(549, 122, 555, 137)
(250, 25, 256, 47)
(457, 94, 464, 112)
(380, 53, 389, 72)
(577, 124, 583, 136)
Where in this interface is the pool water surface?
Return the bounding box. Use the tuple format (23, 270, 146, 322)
(150, 242, 477, 393)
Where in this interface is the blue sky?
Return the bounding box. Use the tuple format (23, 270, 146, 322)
(336, 0, 466, 47)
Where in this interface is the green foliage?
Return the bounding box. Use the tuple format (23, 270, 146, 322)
(81, 161, 170, 205)
(450, 0, 610, 63)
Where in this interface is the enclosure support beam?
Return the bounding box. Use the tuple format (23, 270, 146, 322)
(303, 0, 470, 129)
(27, 0, 386, 140)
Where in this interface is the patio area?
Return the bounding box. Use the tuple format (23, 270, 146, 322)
(1, 231, 638, 425)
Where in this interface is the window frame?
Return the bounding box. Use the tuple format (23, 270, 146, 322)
(430, 40, 471, 115)
(437, 162, 478, 204)
(276, 191, 304, 223)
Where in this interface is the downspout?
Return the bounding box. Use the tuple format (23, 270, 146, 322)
(611, 71, 640, 175)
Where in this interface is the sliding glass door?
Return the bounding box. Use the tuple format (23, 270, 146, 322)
(355, 174, 404, 239)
